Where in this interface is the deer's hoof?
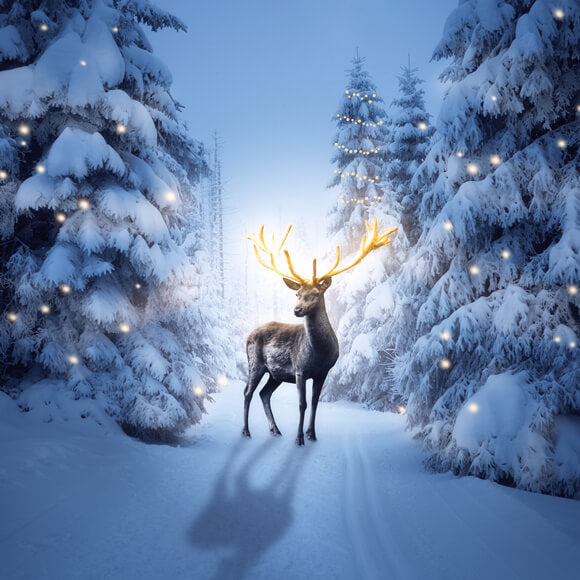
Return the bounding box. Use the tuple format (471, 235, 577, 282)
(296, 434, 305, 446)
(306, 430, 317, 441)
(270, 427, 282, 436)
(242, 428, 251, 438)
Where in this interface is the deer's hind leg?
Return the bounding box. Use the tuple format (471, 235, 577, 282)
(259, 376, 283, 436)
(243, 365, 266, 438)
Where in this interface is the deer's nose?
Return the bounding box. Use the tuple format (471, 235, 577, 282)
(294, 307, 304, 317)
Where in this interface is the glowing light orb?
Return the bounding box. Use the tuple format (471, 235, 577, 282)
(469, 265, 480, 275)
(489, 154, 501, 166)
(116, 123, 127, 134)
(372, 93, 376, 97)
(61, 284, 71, 294)
(397, 406, 406, 414)
(440, 330, 451, 341)
(217, 375, 229, 386)
(345, 90, 349, 94)
(554, 336, 561, 343)
(439, 358, 452, 370)
(553, 8, 565, 19)
(77, 198, 90, 210)
(55, 212, 66, 223)
(443, 221, 453, 231)
(417, 121, 428, 131)
(466, 163, 479, 175)
(457, 152, 464, 158)
(68, 355, 79, 365)
(135, 283, 141, 289)
(570, 341, 577, 349)
(112, 26, 119, 32)
(501, 250, 511, 259)
(80, 60, 87, 66)
(20, 140, 27, 147)
(119, 322, 131, 333)
(193, 386, 204, 396)
(491, 95, 497, 101)
(557, 139, 567, 149)
(6, 312, 18, 322)
(40, 305, 50, 314)
(467, 402, 479, 413)
(40, 23, 49, 31)
(18, 124, 30, 135)
(568, 285, 578, 296)
(0, 170, 7, 180)
(36, 164, 46, 173)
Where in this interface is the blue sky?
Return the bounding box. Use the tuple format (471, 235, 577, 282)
(151, 0, 458, 267)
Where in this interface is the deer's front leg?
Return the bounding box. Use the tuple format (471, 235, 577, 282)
(306, 373, 327, 441)
(296, 371, 307, 446)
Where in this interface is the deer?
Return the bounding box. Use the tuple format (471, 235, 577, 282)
(242, 217, 398, 445)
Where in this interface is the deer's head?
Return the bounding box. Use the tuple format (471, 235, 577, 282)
(283, 278, 332, 317)
(249, 217, 398, 318)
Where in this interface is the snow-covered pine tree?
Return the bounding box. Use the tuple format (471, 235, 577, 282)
(0, 0, 225, 440)
(390, 0, 580, 495)
(385, 62, 433, 244)
(324, 55, 403, 403)
(327, 55, 391, 251)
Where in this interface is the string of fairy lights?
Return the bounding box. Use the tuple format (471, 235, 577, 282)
(345, 90, 376, 103)
(334, 84, 386, 204)
(334, 169, 379, 182)
(336, 115, 385, 127)
(334, 142, 382, 155)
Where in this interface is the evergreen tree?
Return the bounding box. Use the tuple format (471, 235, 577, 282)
(386, 62, 433, 244)
(327, 55, 391, 253)
(388, 0, 580, 495)
(324, 55, 403, 403)
(205, 132, 225, 300)
(0, 0, 224, 440)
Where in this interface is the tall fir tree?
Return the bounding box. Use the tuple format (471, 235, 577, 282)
(324, 55, 403, 403)
(0, 0, 227, 440)
(327, 55, 391, 253)
(386, 0, 580, 495)
(386, 62, 433, 244)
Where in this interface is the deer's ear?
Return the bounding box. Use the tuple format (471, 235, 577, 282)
(318, 278, 332, 292)
(283, 278, 301, 291)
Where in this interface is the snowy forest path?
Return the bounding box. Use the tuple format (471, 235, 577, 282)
(343, 429, 409, 579)
(1, 382, 580, 579)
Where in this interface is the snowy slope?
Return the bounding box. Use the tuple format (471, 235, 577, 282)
(1, 384, 579, 580)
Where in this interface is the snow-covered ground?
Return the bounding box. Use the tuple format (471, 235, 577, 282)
(1, 382, 579, 580)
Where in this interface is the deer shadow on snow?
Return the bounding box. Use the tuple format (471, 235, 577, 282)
(189, 438, 311, 580)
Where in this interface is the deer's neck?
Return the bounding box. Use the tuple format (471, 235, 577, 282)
(304, 298, 337, 352)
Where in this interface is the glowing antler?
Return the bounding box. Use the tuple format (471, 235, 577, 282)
(248, 225, 310, 284)
(317, 217, 398, 282)
(249, 218, 398, 285)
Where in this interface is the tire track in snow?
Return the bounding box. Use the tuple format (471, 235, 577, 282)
(343, 431, 408, 579)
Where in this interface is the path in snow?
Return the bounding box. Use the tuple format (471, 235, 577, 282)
(1, 381, 579, 579)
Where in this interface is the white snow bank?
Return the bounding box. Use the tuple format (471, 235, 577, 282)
(1, 385, 579, 580)
(453, 371, 529, 452)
